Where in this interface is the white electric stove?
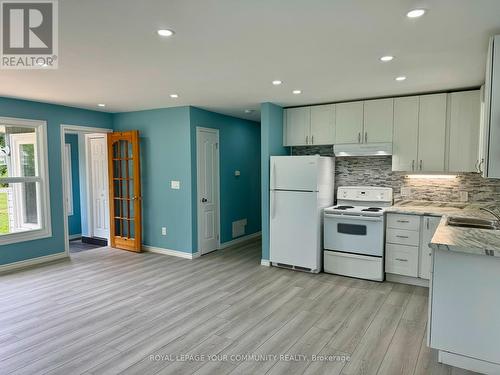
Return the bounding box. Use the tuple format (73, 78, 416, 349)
(323, 186, 393, 281)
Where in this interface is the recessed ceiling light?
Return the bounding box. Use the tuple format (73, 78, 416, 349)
(98, 103, 106, 107)
(406, 9, 426, 18)
(157, 29, 175, 37)
(380, 55, 394, 62)
(244, 109, 254, 114)
(395, 76, 407, 81)
(170, 94, 179, 98)
(272, 80, 283, 86)
(292, 89, 302, 94)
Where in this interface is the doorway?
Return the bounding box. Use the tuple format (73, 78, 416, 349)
(60, 125, 112, 255)
(196, 127, 220, 255)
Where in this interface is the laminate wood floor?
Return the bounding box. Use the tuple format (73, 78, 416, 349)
(0, 239, 479, 375)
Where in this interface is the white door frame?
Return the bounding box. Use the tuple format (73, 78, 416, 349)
(196, 126, 220, 254)
(60, 124, 112, 256)
(85, 133, 110, 240)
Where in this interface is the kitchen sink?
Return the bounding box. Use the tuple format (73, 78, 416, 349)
(447, 216, 500, 230)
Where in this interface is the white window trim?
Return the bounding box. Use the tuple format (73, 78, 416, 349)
(0, 117, 52, 246)
(64, 143, 74, 216)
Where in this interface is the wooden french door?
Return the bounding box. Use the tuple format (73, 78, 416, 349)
(107, 131, 142, 252)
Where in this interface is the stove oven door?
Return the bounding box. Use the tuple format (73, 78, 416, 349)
(324, 213, 384, 257)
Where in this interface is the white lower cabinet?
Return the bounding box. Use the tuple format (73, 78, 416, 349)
(419, 216, 441, 280)
(386, 213, 440, 284)
(386, 243, 419, 277)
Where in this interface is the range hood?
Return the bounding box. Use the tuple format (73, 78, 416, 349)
(333, 143, 393, 157)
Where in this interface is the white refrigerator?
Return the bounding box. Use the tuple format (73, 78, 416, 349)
(269, 155, 334, 273)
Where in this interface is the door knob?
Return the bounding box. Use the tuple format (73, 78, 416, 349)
(201, 198, 208, 203)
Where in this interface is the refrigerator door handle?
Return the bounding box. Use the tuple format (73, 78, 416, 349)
(271, 190, 276, 219)
(271, 160, 277, 190)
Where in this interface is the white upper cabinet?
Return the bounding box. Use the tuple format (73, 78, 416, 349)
(448, 90, 481, 172)
(284, 107, 310, 146)
(363, 98, 394, 143)
(310, 104, 335, 145)
(335, 101, 364, 144)
(393, 96, 419, 172)
(417, 93, 447, 172)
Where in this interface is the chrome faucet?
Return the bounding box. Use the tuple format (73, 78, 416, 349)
(480, 207, 500, 221)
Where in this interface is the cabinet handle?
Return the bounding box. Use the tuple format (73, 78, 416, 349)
(365, 132, 368, 143)
(395, 258, 408, 262)
(306, 135, 308, 144)
(426, 218, 430, 230)
(397, 220, 410, 223)
(396, 235, 409, 239)
(412, 160, 415, 171)
(311, 135, 314, 144)
(478, 158, 484, 174)
(419, 160, 423, 171)
(358, 132, 361, 143)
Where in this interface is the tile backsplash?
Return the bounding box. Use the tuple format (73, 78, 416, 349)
(291, 146, 500, 204)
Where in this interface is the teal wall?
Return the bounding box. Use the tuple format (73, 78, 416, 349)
(0, 98, 261, 266)
(260, 103, 288, 261)
(0, 97, 113, 265)
(189, 107, 261, 248)
(64, 134, 82, 236)
(113, 107, 194, 253)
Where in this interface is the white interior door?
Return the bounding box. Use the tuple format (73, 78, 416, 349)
(197, 127, 220, 255)
(89, 136, 109, 239)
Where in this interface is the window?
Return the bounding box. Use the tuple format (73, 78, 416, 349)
(0, 117, 51, 245)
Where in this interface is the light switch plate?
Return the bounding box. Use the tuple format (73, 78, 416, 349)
(401, 187, 411, 197)
(161, 227, 167, 236)
(171, 180, 180, 190)
(234, 170, 241, 177)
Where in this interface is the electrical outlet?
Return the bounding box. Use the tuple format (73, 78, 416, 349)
(400, 187, 411, 197)
(161, 227, 167, 236)
(459, 191, 469, 202)
(171, 180, 180, 190)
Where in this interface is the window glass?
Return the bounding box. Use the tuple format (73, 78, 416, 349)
(0, 122, 48, 241)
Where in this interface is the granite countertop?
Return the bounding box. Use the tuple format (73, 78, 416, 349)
(387, 200, 500, 258)
(386, 200, 492, 218)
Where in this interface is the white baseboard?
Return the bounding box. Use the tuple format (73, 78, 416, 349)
(386, 273, 429, 287)
(219, 231, 262, 249)
(0, 252, 68, 274)
(261, 259, 270, 266)
(68, 233, 82, 240)
(142, 245, 198, 260)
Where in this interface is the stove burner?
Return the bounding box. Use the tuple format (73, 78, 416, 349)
(335, 206, 354, 210)
(361, 207, 382, 212)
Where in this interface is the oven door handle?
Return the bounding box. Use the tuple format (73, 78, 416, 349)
(324, 213, 384, 222)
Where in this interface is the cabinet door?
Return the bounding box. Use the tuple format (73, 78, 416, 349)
(284, 107, 311, 146)
(392, 96, 419, 171)
(310, 104, 335, 145)
(363, 98, 394, 143)
(418, 94, 447, 172)
(419, 216, 441, 280)
(335, 101, 364, 144)
(448, 91, 481, 172)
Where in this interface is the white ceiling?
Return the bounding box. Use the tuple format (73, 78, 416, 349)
(1, 0, 500, 121)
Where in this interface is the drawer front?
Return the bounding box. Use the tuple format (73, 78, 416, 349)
(387, 214, 421, 231)
(386, 228, 420, 246)
(385, 243, 418, 277)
